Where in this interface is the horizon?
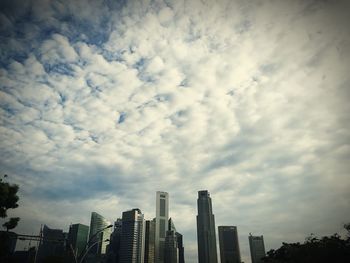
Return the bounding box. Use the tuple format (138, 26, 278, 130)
(1, 0, 350, 262)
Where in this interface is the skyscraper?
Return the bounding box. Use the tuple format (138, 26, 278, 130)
(89, 212, 112, 255)
(67, 223, 89, 258)
(36, 225, 65, 262)
(176, 232, 185, 263)
(196, 190, 218, 263)
(164, 230, 178, 263)
(144, 219, 156, 263)
(155, 191, 169, 263)
(107, 219, 122, 263)
(249, 234, 266, 263)
(218, 226, 241, 263)
(119, 208, 145, 263)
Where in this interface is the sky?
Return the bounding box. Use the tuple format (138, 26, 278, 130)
(0, 0, 350, 262)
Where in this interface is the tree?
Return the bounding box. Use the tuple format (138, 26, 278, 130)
(0, 174, 20, 231)
(263, 224, 350, 263)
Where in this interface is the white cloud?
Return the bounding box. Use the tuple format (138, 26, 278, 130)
(1, 0, 350, 262)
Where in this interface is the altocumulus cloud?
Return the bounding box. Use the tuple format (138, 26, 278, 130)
(1, 0, 350, 262)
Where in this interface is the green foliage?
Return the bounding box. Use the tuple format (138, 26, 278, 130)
(263, 224, 350, 263)
(0, 174, 20, 230)
(2, 217, 20, 231)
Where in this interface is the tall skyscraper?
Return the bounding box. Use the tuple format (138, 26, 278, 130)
(89, 212, 112, 255)
(107, 219, 122, 263)
(144, 219, 156, 263)
(67, 223, 89, 257)
(164, 230, 178, 263)
(249, 234, 266, 263)
(176, 232, 185, 263)
(119, 208, 145, 263)
(36, 225, 65, 262)
(196, 190, 218, 263)
(155, 191, 169, 263)
(218, 226, 241, 263)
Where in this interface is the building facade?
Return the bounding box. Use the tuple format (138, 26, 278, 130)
(119, 208, 145, 263)
(36, 225, 66, 263)
(144, 219, 156, 263)
(218, 226, 241, 263)
(196, 190, 218, 263)
(155, 191, 169, 263)
(68, 223, 89, 258)
(164, 230, 178, 263)
(249, 234, 266, 263)
(89, 212, 111, 255)
(106, 219, 122, 263)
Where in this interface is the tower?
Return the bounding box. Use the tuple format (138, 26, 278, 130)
(155, 191, 169, 263)
(67, 223, 89, 257)
(218, 226, 241, 263)
(196, 190, 218, 263)
(89, 212, 111, 255)
(119, 208, 145, 263)
(144, 218, 156, 263)
(249, 234, 266, 263)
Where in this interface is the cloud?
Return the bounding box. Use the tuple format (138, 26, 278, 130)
(1, 0, 350, 262)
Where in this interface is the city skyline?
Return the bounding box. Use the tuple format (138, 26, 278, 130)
(1, 0, 350, 262)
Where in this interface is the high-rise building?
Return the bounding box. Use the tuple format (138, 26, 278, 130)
(196, 190, 218, 263)
(249, 234, 266, 263)
(68, 223, 89, 258)
(36, 225, 65, 262)
(119, 208, 145, 263)
(176, 232, 185, 263)
(144, 219, 156, 263)
(218, 226, 241, 263)
(165, 218, 185, 263)
(107, 219, 122, 263)
(164, 230, 178, 263)
(89, 212, 112, 255)
(155, 191, 169, 263)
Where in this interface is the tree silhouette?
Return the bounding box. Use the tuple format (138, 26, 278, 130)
(262, 224, 350, 263)
(0, 174, 20, 230)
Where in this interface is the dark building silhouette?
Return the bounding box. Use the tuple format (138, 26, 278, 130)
(36, 225, 66, 263)
(68, 223, 89, 258)
(119, 208, 145, 263)
(144, 219, 156, 263)
(164, 229, 178, 263)
(197, 190, 218, 263)
(106, 219, 122, 263)
(11, 247, 36, 263)
(176, 232, 185, 263)
(218, 226, 241, 263)
(0, 231, 17, 258)
(249, 234, 266, 263)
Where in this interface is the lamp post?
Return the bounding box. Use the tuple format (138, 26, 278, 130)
(77, 224, 112, 263)
(79, 239, 110, 263)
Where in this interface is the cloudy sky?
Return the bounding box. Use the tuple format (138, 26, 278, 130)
(1, 0, 350, 262)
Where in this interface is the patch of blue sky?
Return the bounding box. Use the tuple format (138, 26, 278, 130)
(0, 105, 17, 117)
(133, 57, 147, 71)
(43, 62, 75, 77)
(101, 49, 125, 63)
(155, 93, 172, 103)
(118, 112, 127, 124)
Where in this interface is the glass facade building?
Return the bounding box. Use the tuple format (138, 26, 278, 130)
(89, 212, 111, 255)
(197, 190, 218, 263)
(249, 234, 266, 263)
(68, 223, 89, 258)
(218, 226, 241, 263)
(119, 208, 145, 263)
(155, 191, 169, 263)
(144, 219, 156, 263)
